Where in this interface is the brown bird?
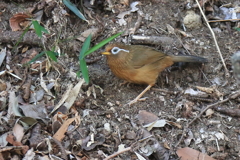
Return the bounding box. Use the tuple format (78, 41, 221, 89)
(101, 43, 207, 105)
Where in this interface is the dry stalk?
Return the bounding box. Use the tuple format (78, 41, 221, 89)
(195, 0, 229, 77)
(103, 147, 132, 160)
(175, 90, 240, 147)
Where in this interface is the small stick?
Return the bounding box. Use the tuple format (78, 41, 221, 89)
(195, 0, 229, 77)
(103, 147, 132, 160)
(51, 137, 68, 160)
(175, 90, 240, 147)
(189, 90, 240, 125)
(208, 19, 240, 23)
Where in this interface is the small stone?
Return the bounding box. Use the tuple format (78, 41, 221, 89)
(104, 123, 112, 132)
(125, 131, 136, 140)
(183, 11, 202, 29)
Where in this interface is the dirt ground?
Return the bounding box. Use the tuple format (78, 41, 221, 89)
(1, 0, 240, 160)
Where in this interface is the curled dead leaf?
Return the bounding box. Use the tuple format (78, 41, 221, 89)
(9, 13, 32, 31)
(76, 28, 100, 42)
(82, 134, 105, 151)
(177, 147, 216, 160)
(137, 110, 158, 125)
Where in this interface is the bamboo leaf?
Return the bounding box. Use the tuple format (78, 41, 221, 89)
(84, 32, 123, 57)
(80, 59, 89, 84)
(79, 34, 91, 60)
(32, 20, 49, 37)
(46, 51, 58, 62)
(234, 27, 240, 31)
(63, 0, 87, 21)
(27, 51, 45, 64)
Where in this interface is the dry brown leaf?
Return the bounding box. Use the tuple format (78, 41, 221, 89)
(50, 84, 73, 114)
(163, 142, 170, 149)
(21, 49, 38, 64)
(21, 46, 29, 53)
(12, 123, 24, 142)
(53, 112, 68, 124)
(137, 110, 158, 125)
(177, 147, 216, 160)
(120, 0, 129, 6)
(9, 13, 32, 31)
(167, 121, 182, 129)
(53, 117, 75, 141)
(196, 86, 215, 94)
(0, 80, 7, 92)
(6, 134, 29, 154)
(64, 79, 84, 111)
(76, 28, 100, 42)
(205, 109, 214, 117)
(19, 104, 48, 119)
(196, 86, 223, 98)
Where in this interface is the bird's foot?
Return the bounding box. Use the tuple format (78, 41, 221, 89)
(127, 99, 138, 106)
(127, 97, 148, 106)
(119, 81, 131, 87)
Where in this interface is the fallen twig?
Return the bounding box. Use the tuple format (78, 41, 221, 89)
(51, 137, 68, 160)
(0, 31, 44, 46)
(195, 0, 229, 77)
(208, 19, 240, 23)
(131, 35, 180, 47)
(189, 90, 240, 125)
(103, 147, 132, 160)
(175, 90, 240, 147)
(152, 88, 179, 95)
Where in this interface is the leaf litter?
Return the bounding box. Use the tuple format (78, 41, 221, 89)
(0, 0, 240, 159)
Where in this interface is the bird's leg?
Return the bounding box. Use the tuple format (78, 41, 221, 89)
(128, 85, 152, 106)
(119, 80, 130, 87)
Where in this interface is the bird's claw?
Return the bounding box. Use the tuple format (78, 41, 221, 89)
(127, 99, 138, 106)
(127, 97, 148, 106)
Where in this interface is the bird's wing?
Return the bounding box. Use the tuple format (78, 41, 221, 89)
(130, 46, 167, 69)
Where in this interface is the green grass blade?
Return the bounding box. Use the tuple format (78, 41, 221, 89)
(79, 34, 92, 60)
(27, 51, 45, 64)
(80, 59, 89, 84)
(234, 27, 240, 31)
(63, 0, 87, 21)
(46, 51, 58, 62)
(32, 20, 42, 37)
(84, 32, 123, 57)
(32, 20, 49, 37)
(12, 25, 31, 52)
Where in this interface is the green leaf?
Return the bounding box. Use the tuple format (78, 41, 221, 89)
(80, 59, 89, 84)
(63, 0, 87, 21)
(80, 34, 92, 60)
(19, 117, 38, 127)
(234, 27, 240, 31)
(84, 31, 123, 57)
(32, 20, 49, 37)
(12, 25, 31, 52)
(27, 51, 45, 64)
(76, 71, 81, 77)
(46, 51, 58, 62)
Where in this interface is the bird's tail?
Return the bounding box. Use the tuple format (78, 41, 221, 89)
(170, 55, 208, 63)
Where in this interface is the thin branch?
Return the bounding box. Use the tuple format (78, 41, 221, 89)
(189, 90, 240, 125)
(175, 90, 240, 147)
(103, 147, 132, 160)
(208, 19, 240, 23)
(195, 0, 229, 77)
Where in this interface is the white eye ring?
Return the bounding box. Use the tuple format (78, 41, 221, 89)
(111, 47, 129, 55)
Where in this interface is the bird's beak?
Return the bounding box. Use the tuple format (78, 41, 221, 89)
(101, 51, 111, 55)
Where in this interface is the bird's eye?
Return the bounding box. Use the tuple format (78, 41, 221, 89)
(111, 47, 120, 54)
(111, 47, 130, 55)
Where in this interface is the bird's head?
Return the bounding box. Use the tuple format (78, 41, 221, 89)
(101, 43, 130, 59)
